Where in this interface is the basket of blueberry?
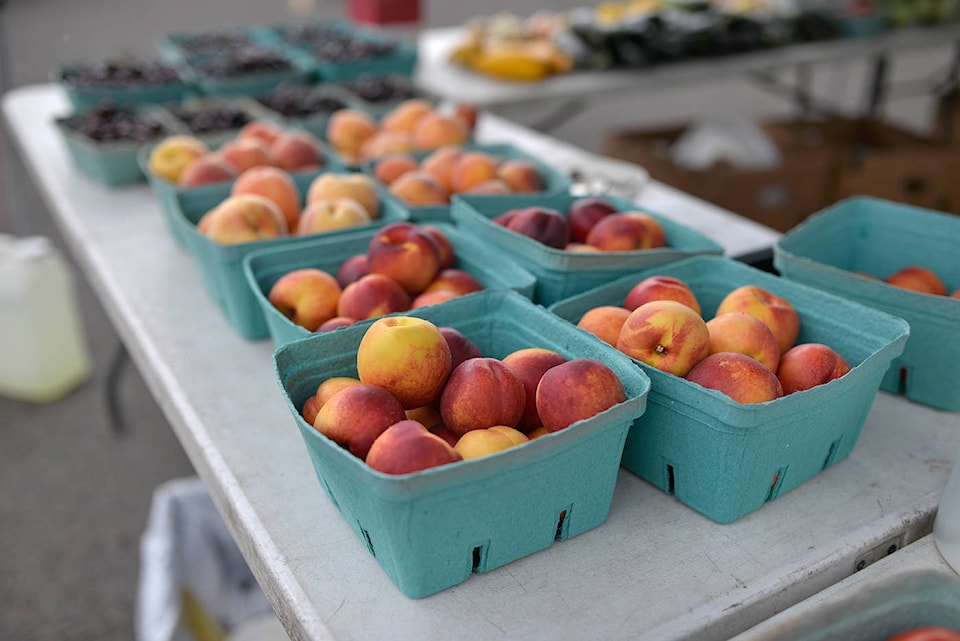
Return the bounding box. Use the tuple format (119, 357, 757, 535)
(57, 57, 189, 111)
(179, 37, 314, 97)
(254, 83, 357, 138)
(165, 97, 279, 145)
(340, 73, 426, 117)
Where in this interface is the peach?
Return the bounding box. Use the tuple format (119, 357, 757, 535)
(505, 206, 570, 249)
(177, 154, 238, 187)
(419, 224, 456, 270)
(358, 130, 416, 163)
(356, 315, 453, 409)
(372, 153, 419, 186)
(502, 347, 568, 431)
(455, 425, 529, 460)
(296, 198, 371, 236)
(423, 268, 484, 296)
(267, 267, 341, 332)
(496, 159, 544, 193)
(566, 197, 618, 243)
(317, 316, 356, 332)
(623, 275, 701, 315)
(526, 426, 550, 439)
(623, 211, 667, 248)
(147, 135, 209, 183)
(453, 103, 479, 132)
(197, 194, 287, 244)
(366, 222, 442, 294)
(715, 285, 800, 355)
(269, 131, 325, 172)
(411, 290, 461, 308)
(306, 173, 380, 218)
(777, 342, 851, 394)
(536, 358, 627, 432)
(405, 404, 443, 429)
(231, 166, 301, 232)
(238, 120, 282, 146)
(617, 299, 711, 377)
(335, 253, 370, 287)
(411, 112, 470, 150)
(686, 352, 784, 404)
(565, 242, 601, 253)
(449, 151, 499, 193)
(439, 357, 526, 436)
(388, 170, 449, 206)
(585, 212, 658, 252)
(219, 137, 272, 173)
(438, 326, 482, 370)
(952, 288, 960, 299)
(465, 179, 511, 195)
(706, 311, 781, 373)
(365, 420, 463, 475)
(301, 376, 362, 424)
(885, 266, 948, 296)
(325, 108, 378, 161)
(314, 383, 407, 459)
(429, 422, 461, 448)
(336, 273, 410, 321)
(380, 99, 435, 133)
(576, 305, 632, 348)
(419, 145, 463, 192)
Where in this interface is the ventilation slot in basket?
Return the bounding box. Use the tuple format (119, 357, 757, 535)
(766, 467, 787, 502)
(471, 543, 488, 574)
(360, 526, 375, 557)
(666, 464, 676, 495)
(555, 506, 572, 541)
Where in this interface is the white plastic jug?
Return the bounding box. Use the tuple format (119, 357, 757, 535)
(934, 446, 960, 575)
(0, 234, 93, 403)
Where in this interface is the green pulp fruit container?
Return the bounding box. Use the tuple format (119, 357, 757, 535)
(451, 192, 724, 306)
(273, 289, 650, 598)
(742, 570, 960, 641)
(57, 64, 190, 112)
(548, 255, 910, 524)
(774, 196, 960, 411)
(363, 143, 573, 223)
(172, 171, 409, 339)
(244, 222, 537, 348)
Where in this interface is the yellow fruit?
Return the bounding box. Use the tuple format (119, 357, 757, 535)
(470, 49, 551, 82)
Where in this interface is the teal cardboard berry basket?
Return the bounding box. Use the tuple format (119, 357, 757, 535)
(363, 142, 573, 223)
(56, 62, 191, 112)
(774, 196, 960, 412)
(244, 221, 537, 348)
(272, 289, 650, 598)
(451, 192, 724, 306)
(548, 255, 910, 524)
(171, 171, 409, 339)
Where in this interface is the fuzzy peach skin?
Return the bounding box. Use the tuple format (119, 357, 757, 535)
(366, 222, 442, 295)
(238, 120, 282, 146)
(536, 358, 627, 432)
(267, 268, 341, 332)
(296, 198, 371, 236)
(269, 130, 325, 172)
(358, 130, 416, 163)
(317, 316, 356, 332)
(439, 357, 526, 436)
(505, 206, 570, 249)
(685, 351, 784, 404)
(715, 285, 800, 355)
(496, 159, 544, 193)
(438, 326, 482, 370)
(373, 153, 419, 186)
(706, 311, 781, 373)
(301, 376, 362, 425)
(419, 145, 463, 192)
(777, 342, 851, 395)
(325, 108, 378, 161)
(411, 290, 461, 309)
(566, 197, 618, 244)
(147, 135, 209, 183)
(197, 194, 287, 244)
(577, 306, 632, 348)
(336, 273, 410, 321)
(231, 166, 302, 232)
(388, 170, 449, 206)
(623, 275, 701, 315)
(306, 173, 381, 219)
(885, 266, 948, 296)
(411, 112, 469, 150)
(356, 316, 453, 409)
(422, 269, 484, 296)
(365, 420, 463, 475)
(450, 151, 499, 193)
(502, 347, 568, 431)
(177, 154, 239, 187)
(380, 99, 435, 134)
(584, 212, 656, 252)
(419, 224, 456, 270)
(313, 383, 407, 459)
(617, 299, 711, 377)
(454, 425, 529, 460)
(335, 253, 370, 288)
(219, 137, 272, 173)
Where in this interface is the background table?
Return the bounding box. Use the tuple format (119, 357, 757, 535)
(3, 83, 958, 641)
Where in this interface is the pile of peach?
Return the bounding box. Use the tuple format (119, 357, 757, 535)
(494, 196, 668, 252)
(576, 275, 851, 404)
(863, 265, 959, 298)
(299, 315, 627, 474)
(325, 99, 478, 165)
(268, 222, 486, 332)
(372, 145, 548, 207)
(146, 119, 325, 186)
(196, 170, 381, 245)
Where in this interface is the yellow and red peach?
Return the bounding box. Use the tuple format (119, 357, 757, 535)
(535, 358, 627, 432)
(885, 266, 948, 296)
(623, 211, 666, 248)
(505, 206, 570, 249)
(313, 383, 407, 459)
(438, 326, 482, 370)
(411, 290, 461, 308)
(356, 315, 453, 409)
(454, 425, 529, 460)
(405, 404, 443, 429)
(317, 316, 356, 332)
(566, 197, 618, 244)
(617, 299, 711, 377)
(777, 342, 851, 394)
(147, 135, 209, 183)
(301, 376, 362, 424)
(623, 275, 701, 315)
(365, 420, 463, 474)
(388, 170, 449, 206)
(336, 273, 410, 321)
(358, 130, 415, 163)
(177, 154, 239, 187)
(335, 253, 370, 288)
(715, 285, 800, 355)
(450, 151, 499, 193)
(238, 120, 282, 147)
(423, 268, 484, 296)
(269, 131, 325, 172)
(372, 153, 418, 186)
(496, 159, 544, 193)
(419, 145, 463, 192)
(197, 194, 287, 244)
(685, 352, 784, 404)
(576, 305, 632, 347)
(502, 347, 568, 431)
(231, 165, 301, 232)
(585, 212, 657, 252)
(465, 179, 511, 195)
(419, 224, 456, 270)
(411, 112, 470, 150)
(219, 137, 272, 173)
(366, 222, 442, 295)
(325, 109, 378, 161)
(296, 198, 371, 235)
(706, 311, 781, 373)
(267, 268, 341, 332)
(306, 173, 380, 219)
(380, 99, 435, 133)
(440, 357, 526, 436)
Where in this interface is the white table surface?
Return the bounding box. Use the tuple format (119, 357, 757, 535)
(4, 83, 960, 641)
(415, 23, 960, 111)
